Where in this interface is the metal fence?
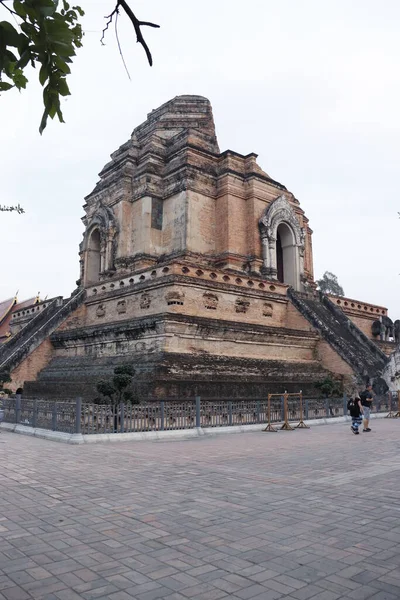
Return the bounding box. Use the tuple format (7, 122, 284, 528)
(0, 393, 398, 435)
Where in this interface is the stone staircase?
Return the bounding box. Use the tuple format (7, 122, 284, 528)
(0, 289, 85, 373)
(288, 289, 388, 381)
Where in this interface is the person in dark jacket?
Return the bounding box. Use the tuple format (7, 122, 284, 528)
(360, 384, 374, 432)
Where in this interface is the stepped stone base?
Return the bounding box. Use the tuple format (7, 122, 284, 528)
(24, 352, 330, 400)
(23, 312, 332, 400)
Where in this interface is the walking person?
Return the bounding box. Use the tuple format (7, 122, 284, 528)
(360, 383, 374, 432)
(348, 395, 363, 435)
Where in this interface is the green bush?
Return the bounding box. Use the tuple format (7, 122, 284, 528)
(95, 365, 139, 405)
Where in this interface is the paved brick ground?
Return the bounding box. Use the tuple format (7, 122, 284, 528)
(1, 420, 400, 600)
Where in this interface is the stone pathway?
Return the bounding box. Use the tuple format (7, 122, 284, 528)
(1, 420, 400, 600)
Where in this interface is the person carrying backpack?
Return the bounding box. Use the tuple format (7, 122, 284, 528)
(347, 395, 363, 435)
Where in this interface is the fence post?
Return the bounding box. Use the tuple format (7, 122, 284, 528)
(228, 401, 233, 426)
(119, 402, 125, 434)
(256, 401, 260, 423)
(280, 396, 284, 421)
(325, 399, 329, 418)
(160, 401, 165, 431)
(15, 395, 21, 424)
(75, 397, 82, 434)
(195, 396, 201, 428)
(305, 399, 309, 420)
(52, 402, 57, 431)
(343, 394, 347, 416)
(32, 399, 37, 428)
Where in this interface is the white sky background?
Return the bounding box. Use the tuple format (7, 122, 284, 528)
(0, 0, 399, 317)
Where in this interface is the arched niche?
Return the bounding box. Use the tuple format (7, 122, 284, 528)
(276, 223, 298, 288)
(86, 228, 101, 284)
(259, 195, 305, 291)
(80, 203, 118, 287)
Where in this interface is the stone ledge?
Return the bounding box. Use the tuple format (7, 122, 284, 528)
(0, 412, 389, 444)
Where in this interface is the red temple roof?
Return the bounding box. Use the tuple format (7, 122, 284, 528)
(0, 295, 39, 343)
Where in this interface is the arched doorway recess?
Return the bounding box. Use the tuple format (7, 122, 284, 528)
(86, 229, 101, 284)
(258, 195, 305, 291)
(276, 222, 298, 288)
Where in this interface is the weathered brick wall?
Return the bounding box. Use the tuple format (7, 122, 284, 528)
(285, 301, 314, 332)
(162, 192, 186, 253)
(317, 340, 354, 376)
(84, 283, 290, 329)
(187, 191, 215, 254)
(56, 304, 87, 332)
(165, 328, 317, 362)
(327, 295, 387, 341)
(10, 338, 54, 391)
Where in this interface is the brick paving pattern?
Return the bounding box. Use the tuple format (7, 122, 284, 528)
(0, 420, 400, 599)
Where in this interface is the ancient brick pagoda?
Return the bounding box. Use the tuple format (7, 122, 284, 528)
(1, 96, 395, 399)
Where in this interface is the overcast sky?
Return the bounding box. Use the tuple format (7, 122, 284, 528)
(1, 0, 399, 318)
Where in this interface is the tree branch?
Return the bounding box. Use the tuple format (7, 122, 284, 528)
(0, 204, 25, 214)
(0, 0, 18, 16)
(101, 5, 119, 45)
(117, 0, 160, 66)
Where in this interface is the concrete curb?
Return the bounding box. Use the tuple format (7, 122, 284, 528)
(0, 422, 85, 444)
(0, 412, 391, 444)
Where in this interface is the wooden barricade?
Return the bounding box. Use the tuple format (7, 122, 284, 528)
(295, 392, 310, 429)
(263, 391, 309, 432)
(386, 391, 400, 418)
(263, 393, 278, 432)
(280, 392, 295, 430)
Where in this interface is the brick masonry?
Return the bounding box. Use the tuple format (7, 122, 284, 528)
(8, 96, 391, 397)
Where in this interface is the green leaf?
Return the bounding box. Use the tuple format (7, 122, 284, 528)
(38, 5, 56, 17)
(13, 0, 27, 18)
(57, 77, 69, 96)
(73, 6, 84, 17)
(39, 64, 49, 86)
(0, 81, 13, 91)
(13, 68, 28, 90)
(16, 49, 32, 70)
(39, 109, 49, 134)
(0, 21, 20, 47)
(54, 56, 70, 73)
(20, 22, 35, 36)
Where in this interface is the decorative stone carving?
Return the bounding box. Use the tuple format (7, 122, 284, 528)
(379, 315, 394, 341)
(203, 292, 218, 310)
(81, 202, 119, 285)
(263, 303, 273, 317)
(371, 320, 381, 337)
(235, 298, 250, 313)
(258, 194, 305, 290)
(117, 299, 127, 314)
(96, 303, 106, 317)
(140, 294, 151, 309)
(165, 291, 184, 306)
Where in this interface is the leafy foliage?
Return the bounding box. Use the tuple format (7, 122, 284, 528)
(0, 0, 159, 133)
(0, 0, 83, 133)
(315, 376, 342, 398)
(95, 364, 138, 405)
(316, 271, 345, 296)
